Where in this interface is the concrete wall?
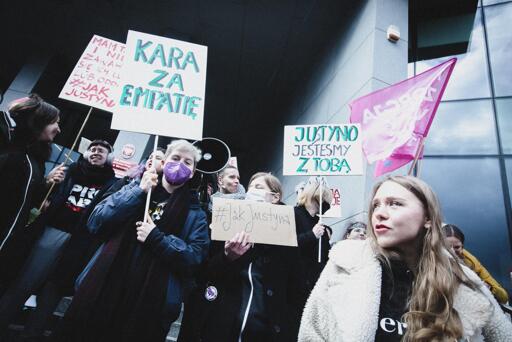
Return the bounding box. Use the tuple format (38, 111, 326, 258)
(269, 0, 409, 240)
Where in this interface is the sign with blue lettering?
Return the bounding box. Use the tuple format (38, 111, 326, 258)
(111, 30, 207, 139)
(283, 124, 363, 176)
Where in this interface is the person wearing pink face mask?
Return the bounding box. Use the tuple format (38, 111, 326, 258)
(53, 140, 209, 342)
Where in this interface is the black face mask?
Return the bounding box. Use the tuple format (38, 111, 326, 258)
(320, 201, 331, 215)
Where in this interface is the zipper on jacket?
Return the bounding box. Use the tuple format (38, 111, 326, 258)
(0, 154, 32, 251)
(238, 262, 254, 342)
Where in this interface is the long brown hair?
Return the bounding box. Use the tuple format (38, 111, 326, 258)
(367, 176, 476, 341)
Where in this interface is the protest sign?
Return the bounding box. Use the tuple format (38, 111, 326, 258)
(111, 30, 208, 140)
(211, 198, 297, 247)
(323, 187, 341, 218)
(283, 124, 363, 176)
(60, 35, 125, 111)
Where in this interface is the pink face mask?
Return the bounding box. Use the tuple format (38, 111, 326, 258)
(163, 161, 191, 185)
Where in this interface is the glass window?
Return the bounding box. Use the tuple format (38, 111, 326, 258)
(485, 3, 512, 96)
(407, 62, 415, 78)
(506, 158, 512, 206)
(483, 0, 511, 6)
(416, 9, 491, 101)
(424, 100, 498, 155)
(496, 98, 512, 153)
(421, 157, 512, 293)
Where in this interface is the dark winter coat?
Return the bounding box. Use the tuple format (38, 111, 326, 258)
(0, 141, 46, 294)
(294, 205, 331, 298)
(86, 181, 210, 324)
(178, 238, 303, 342)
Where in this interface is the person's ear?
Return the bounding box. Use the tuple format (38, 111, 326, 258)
(271, 193, 280, 204)
(424, 219, 432, 229)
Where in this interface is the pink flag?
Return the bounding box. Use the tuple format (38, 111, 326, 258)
(349, 58, 456, 177)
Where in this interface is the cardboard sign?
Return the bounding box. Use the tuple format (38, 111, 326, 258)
(111, 30, 208, 140)
(283, 124, 363, 176)
(323, 187, 342, 218)
(211, 198, 297, 247)
(59, 35, 125, 111)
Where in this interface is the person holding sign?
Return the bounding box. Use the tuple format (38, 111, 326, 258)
(178, 172, 303, 342)
(0, 94, 61, 296)
(294, 177, 332, 310)
(0, 139, 116, 334)
(299, 176, 512, 341)
(54, 140, 209, 342)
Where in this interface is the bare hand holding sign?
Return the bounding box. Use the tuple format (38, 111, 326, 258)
(211, 198, 297, 247)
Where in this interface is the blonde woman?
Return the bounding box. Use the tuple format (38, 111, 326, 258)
(299, 175, 512, 341)
(294, 177, 333, 310)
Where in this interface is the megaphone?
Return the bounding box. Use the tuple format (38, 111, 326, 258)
(192, 137, 231, 174)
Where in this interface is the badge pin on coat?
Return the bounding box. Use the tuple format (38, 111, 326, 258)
(205, 286, 218, 301)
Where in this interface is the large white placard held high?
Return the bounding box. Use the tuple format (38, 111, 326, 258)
(59, 35, 125, 112)
(112, 30, 208, 140)
(283, 123, 363, 176)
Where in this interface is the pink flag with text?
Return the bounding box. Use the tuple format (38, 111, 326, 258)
(349, 58, 456, 177)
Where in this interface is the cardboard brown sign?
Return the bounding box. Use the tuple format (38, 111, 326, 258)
(211, 198, 297, 247)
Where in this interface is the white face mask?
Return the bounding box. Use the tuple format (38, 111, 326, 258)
(245, 189, 273, 203)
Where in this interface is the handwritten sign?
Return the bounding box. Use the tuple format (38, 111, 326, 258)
(323, 187, 342, 218)
(111, 30, 207, 140)
(283, 124, 363, 176)
(59, 35, 125, 111)
(211, 198, 297, 247)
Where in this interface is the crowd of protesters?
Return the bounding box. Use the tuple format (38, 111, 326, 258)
(0, 94, 511, 341)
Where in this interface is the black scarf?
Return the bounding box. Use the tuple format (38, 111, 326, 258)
(72, 157, 115, 185)
(55, 183, 191, 342)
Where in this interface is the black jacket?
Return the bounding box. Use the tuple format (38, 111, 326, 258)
(48, 175, 127, 295)
(294, 206, 331, 303)
(41, 158, 116, 233)
(0, 143, 45, 294)
(178, 239, 303, 342)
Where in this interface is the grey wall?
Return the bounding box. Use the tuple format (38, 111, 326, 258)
(0, 57, 50, 111)
(269, 0, 409, 240)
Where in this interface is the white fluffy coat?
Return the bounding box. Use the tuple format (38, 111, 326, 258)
(298, 240, 512, 341)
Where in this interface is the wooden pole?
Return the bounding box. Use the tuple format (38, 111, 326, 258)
(143, 135, 159, 223)
(407, 137, 425, 176)
(38, 107, 94, 211)
(318, 178, 323, 263)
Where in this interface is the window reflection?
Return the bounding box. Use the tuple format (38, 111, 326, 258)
(421, 157, 511, 293)
(506, 158, 512, 206)
(416, 9, 491, 100)
(424, 100, 498, 155)
(483, 0, 510, 6)
(484, 3, 512, 96)
(496, 98, 512, 153)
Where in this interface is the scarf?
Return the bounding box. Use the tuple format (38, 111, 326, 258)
(55, 183, 191, 342)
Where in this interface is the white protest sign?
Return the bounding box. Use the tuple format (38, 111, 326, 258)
(211, 198, 297, 247)
(78, 137, 92, 154)
(323, 187, 342, 218)
(283, 124, 363, 175)
(59, 35, 125, 111)
(111, 30, 207, 140)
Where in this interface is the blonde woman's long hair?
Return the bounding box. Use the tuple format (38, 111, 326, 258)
(367, 176, 476, 341)
(296, 178, 333, 208)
